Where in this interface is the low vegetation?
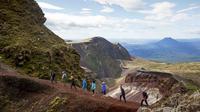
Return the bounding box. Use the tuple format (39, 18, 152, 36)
(0, 0, 84, 83)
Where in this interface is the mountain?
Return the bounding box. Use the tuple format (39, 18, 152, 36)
(123, 37, 200, 63)
(68, 37, 132, 78)
(157, 37, 179, 46)
(0, 0, 84, 79)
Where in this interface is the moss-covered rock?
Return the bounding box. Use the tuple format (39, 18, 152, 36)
(0, 0, 84, 82)
(46, 96, 69, 112)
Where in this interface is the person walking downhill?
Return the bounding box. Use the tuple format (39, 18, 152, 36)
(82, 79, 87, 92)
(62, 71, 67, 86)
(102, 81, 107, 95)
(141, 91, 149, 106)
(120, 84, 126, 103)
(50, 70, 56, 84)
(91, 80, 96, 96)
(70, 76, 77, 90)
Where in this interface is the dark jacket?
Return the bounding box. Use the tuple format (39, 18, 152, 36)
(120, 87, 125, 95)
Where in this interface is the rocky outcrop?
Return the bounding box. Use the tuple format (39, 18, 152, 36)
(69, 37, 132, 78)
(150, 91, 200, 112)
(0, 0, 83, 79)
(125, 70, 186, 96)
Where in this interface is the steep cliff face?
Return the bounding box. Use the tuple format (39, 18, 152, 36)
(0, 0, 83, 79)
(70, 37, 131, 78)
(125, 70, 185, 96)
(107, 70, 186, 106)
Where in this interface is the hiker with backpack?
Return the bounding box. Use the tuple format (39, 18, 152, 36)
(120, 84, 126, 103)
(82, 78, 87, 92)
(91, 80, 96, 95)
(141, 91, 149, 106)
(50, 70, 56, 83)
(70, 76, 77, 90)
(102, 81, 107, 95)
(62, 71, 67, 86)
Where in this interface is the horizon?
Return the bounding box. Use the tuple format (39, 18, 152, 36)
(35, 0, 200, 41)
(67, 37, 200, 44)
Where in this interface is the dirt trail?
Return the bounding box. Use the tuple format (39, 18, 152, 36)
(0, 61, 140, 112)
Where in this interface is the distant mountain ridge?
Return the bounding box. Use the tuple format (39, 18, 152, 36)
(68, 37, 132, 78)
(123, 37, 200, 63)
(156, 37, 179, 46)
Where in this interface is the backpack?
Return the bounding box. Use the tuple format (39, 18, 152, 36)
(143, 92, 148, 99)
(62, 73, 66, 79)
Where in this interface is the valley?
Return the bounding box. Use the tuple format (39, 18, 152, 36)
(0, 0, 200, 112)
(123, 37, 200, 63)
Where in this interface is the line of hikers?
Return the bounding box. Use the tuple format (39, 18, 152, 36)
(50, 70, 149, 106)
(50, 70, 107, 95)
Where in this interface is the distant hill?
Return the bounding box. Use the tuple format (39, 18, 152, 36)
(123, 37, 200, 63)
(68, 37, 132, 78)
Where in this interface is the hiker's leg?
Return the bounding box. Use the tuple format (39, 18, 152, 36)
(71, 83, 73, 89)
(141, 99, 144, 106)
(145, 99, 149, 106)
(123, 95, 126, 103)
(120, 95, 122, 101)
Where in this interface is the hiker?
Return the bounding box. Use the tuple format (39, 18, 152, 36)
(91, 80, 96, 95)
(102, 81, 106, 95)
(120, 84, 126, 103)
(70, 76, 76, 90)
(141, 91, 149, 106)
(82, 79, 87, 92)
(50, 70, 56, 83)
(62, 71, 67, 85)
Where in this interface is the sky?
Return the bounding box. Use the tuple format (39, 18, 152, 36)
(35, 0, 200, 42)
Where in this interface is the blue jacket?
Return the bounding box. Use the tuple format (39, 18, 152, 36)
(102, 83, 106, 92)
(91, 82, 96, 90)
(82, 79, 87, 88)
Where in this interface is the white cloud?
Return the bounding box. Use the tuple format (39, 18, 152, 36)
(139, 1, 190, 22)
(40, 2, 199, 40)
(80, 8, 92, 15)
(94, 0, 145, 11)
(121, 18, 172, 30)
(171, 13, 188, 22)
(189, 29, 200, 35)
(100, 6, 114, 13)
(82, 8, 92, 11)
(45, 12, 107, 29)
(141, 2, 175, 20)
(177, 6, 200, 13)
(37, 2, 64, 10)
